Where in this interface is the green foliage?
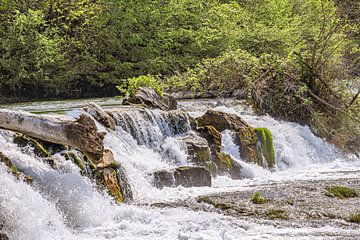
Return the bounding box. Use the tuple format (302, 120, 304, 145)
(117, 75, 163, 97)
(325, 186, 359, 199)
(265, 209, 288, 220)
(251, 191, 269, 204)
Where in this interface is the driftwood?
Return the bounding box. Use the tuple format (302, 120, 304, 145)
(0, 110, 104, 160)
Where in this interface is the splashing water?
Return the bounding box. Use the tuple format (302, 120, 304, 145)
(0, 98, 359, 240)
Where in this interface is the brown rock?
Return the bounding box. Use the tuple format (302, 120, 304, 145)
(84, 103, 116, 130)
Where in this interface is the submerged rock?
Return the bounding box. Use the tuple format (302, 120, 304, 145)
(123, 87, 177, 111)
(13, 134, 50, 158)
(152, 166, 211, 188)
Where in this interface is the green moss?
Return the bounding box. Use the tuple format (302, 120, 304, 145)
(251, 191, 269, 204)
(349, 212, 360, 223)
(265, 209, 288, 220)
(66, 152, 86, 172)
(255, 128, 275, 168)
(325, 186, 358, 199)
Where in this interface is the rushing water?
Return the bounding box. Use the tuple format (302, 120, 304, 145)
(0, 98, 359, 240)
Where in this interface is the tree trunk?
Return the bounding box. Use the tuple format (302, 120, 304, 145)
(0, 110, 104, 160)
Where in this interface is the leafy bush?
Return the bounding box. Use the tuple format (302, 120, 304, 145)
(117, 75, 163, 97)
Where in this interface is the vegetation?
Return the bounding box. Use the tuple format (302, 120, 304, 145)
(265, 209, 289, 220)
(325, 185, 359, 199)
(349, 211, 360, 223)
(251, 191, 269, 204)
(0, 0, 358, 151)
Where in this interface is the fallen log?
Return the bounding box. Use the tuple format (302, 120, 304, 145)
(0, 110, 104, 160)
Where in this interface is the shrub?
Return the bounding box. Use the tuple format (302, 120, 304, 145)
(349, 212, 360, 223)
(117, 75, 163, 97)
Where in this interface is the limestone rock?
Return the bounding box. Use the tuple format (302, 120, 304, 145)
(123, 87, 177, 111)
(153, 166, 211, 188)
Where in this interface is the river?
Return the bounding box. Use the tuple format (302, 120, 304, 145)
(0, 98, 359, 240)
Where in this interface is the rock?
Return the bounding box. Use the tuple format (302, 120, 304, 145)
(197, 110, 275, 169)
(197, 126, 222, 152)
(123, 87, 177, 111)
(162, 93, 177, 110)
(101, 168, 124, 203)
(96, 149, 119, 169)
(254, 128, 275, 168)
(0, 151, 33, 183)
(84, 103, 116, 130)
(214, 152, 243, 179)
(153, 166, 211, 188)
(13, 134, 50, 158)
(179, 133, 211, 165)
(196, 110, 251, 132)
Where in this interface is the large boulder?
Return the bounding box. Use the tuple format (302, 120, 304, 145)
(152, 166, 211, 188)
(196, 110, 250, 132)
(196, 110, 275, 169)
(123, 87, 177, 111)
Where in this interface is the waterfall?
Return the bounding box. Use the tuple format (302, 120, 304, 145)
(0, 99, 359, 240)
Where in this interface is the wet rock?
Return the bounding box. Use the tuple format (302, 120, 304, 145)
(123, 87, 177, 111)
(84, 103, 116, 130)
(162, 93, 177, 110)
(196, 110, 251, 132)
(13, 134, 50, 158)
(197, 126, 222, 152)
(214, 152, 243, 179)
(179, 133, 211, 165)
(0, 151, 33, 183)
(101, 168, 124, 203)
(153, 166, 211, 188)
(96, 149, 119, 169)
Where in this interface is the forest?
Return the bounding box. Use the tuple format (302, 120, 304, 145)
(0, 0, 359, 151)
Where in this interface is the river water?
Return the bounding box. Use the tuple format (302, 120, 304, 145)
(0, 98, 359, 240)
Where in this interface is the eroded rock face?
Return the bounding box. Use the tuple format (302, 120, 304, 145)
(152, 166, 211, 188)
(123, 87, 177, 111)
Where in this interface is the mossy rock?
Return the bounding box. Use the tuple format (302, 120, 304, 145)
(325, 186, 358, 199)
(349, 212, 360, 223)
(0, 151, 18, 176)
(101, 168, 124, 203)
(13, 135, 50, 158)
(214, 151, 242, 179)
(254, 128, 275, 168)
